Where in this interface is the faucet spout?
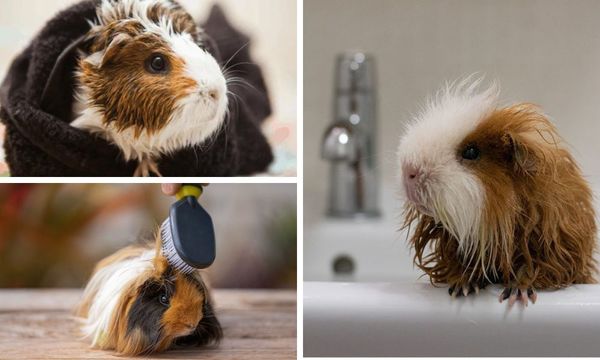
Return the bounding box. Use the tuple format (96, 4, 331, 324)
(321, 52, 380, 218)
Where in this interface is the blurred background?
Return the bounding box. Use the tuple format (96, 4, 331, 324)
(0, 184, 296, 288)
(304, 0, 600, 281)
(0, 0, 297, 176)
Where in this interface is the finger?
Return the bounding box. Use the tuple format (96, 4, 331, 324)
(161, 183, 181, 195)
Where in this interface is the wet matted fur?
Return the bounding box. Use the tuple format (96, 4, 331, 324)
(399, 81, 597, 294)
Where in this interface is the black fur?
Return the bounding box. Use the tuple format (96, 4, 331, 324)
(126, 268, 222, 353)
(127, 279, 174, 350)
(175, 300, 223, 347)
(0, 0, 273, 176)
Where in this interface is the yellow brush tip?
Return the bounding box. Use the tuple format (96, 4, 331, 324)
(176, 185, 203, 200)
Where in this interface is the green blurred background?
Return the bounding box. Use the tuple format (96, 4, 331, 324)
(0, 184, 296, 289)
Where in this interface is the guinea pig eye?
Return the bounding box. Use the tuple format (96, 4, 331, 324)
(158, 292, 170, 307)
(461, 144, 480, 160)
(146, 54, 169, 74)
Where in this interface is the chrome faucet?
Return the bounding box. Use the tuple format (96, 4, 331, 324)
(322, 52, 379, 218)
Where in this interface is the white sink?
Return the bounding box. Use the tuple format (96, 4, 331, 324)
(304, 184, 600, 356)
(304, 281, 600, 356)
(304, 184, 418, 282)
(304, 217, 415, 282)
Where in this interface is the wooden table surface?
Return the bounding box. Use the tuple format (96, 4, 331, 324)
(0, 289, 297, 359)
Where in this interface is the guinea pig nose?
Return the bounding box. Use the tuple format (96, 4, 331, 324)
(403, 163, 423, 204)
(208, 89, 219, 101)
(403, 163, 421, 182)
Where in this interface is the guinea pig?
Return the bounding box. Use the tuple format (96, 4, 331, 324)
(76, 234, 222, 355)
(71, 0, 228, 176)
(397, 78, 597, 306)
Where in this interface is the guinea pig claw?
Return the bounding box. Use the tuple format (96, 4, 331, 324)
(499, 287, 536, 306)
(519, 288, 529, 306)
(499, 287, 511, 303)
(147, 160, 162, 177)
(527, 288, 538, 304)
(507, 288, 519, 306)
(450, 282, 481, 298)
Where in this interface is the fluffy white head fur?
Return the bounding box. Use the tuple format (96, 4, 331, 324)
(71, 0, 228, 164)
(397, 78, 500, 264)
(79, 249, 154, 347)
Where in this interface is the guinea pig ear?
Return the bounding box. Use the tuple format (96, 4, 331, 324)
(175, 300, 223, 347)
(505, 132, 538, 175)
(505, 127, 559, 176)
(85, 33, 131, 68)
(498, 103, 562, 176)
(101, 33, 131, 67)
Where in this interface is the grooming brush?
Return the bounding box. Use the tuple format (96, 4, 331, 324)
(161, 184, 216, 273)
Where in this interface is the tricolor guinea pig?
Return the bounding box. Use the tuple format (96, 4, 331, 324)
(71, 0, 228, 176)
(76, 235, 222, 355)
(397, 78, 597, 306)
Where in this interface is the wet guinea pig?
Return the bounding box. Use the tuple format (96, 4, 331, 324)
(71, 0, 228, 176)
(76, 235, 222, 355)
(397, 78, 597, 306)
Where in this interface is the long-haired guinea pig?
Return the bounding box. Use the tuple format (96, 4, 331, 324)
(76, 235, 222, 355)
(71, 0, 228, 176)
(397, 78, 597, 306)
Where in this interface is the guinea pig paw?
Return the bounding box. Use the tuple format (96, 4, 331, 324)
(134, 159, 162, 177)
(448, 282, 482, 298)
(499, 287, 537, 306)
(147, 160, 162, 177)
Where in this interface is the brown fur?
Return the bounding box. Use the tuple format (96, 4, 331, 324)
(404, 104, 597, 290)
(78, 1, 200, 136)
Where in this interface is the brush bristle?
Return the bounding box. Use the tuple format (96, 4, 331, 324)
(160, 218, 197, 274)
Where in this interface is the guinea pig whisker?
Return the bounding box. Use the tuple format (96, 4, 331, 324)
(225, 77, 260, 94)
(226, 92, 243, 110)
(222, 62, 257, 72)
(221, 42, 251, 71)
(222, 61, 257, 74)
(222, 68, 248, 75)
(226, 89, 242, 100)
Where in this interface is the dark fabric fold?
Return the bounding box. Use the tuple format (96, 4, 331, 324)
(0, 0, 273, 177)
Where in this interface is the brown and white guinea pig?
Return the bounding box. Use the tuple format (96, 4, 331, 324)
(76, 234, 222, 355)
(397, 78, 597, 306)
(71, 0, 228, 176)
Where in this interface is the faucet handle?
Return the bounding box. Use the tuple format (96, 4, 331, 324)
(322, 123, 357, 162)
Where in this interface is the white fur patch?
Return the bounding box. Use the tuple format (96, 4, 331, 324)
(71, 0, 228, 169)
(79, 249, 154, 348)
(398, 77, 499, 271)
